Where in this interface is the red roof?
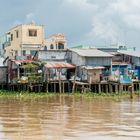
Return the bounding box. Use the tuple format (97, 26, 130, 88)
(12, 59, 33, 63)
(45, 62, 75, 69)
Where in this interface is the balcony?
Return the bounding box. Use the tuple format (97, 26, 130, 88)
(4, 41, 11, 47)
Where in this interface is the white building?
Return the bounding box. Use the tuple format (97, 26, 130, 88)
(42, 33, 67, 50)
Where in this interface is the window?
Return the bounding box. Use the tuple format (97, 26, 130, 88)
(58, 43, 64, 49)
(16, 31, 19, 38)
(51, 56, 56, 59)
(11, 34, 13, 41)
(28, 29, 37, 37)
(15, 51, 18, 56)
(2, 44, 5, 49)
(50, 44, 54, 49)
(7, 37, 11, 42)
(23, 50, 26, 56)
(44, 46, 47, 51)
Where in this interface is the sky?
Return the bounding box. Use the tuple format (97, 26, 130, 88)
(0, 0, 140, 49)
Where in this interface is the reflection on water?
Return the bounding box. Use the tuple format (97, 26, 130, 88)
(0, 95, 140, 140)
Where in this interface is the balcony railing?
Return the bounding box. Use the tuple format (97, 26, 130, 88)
(4, 41, 11, 47)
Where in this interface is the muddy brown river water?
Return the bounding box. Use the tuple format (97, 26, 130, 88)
(0, 95, 140, 140)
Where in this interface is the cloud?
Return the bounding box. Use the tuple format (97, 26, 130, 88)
(110, 0, 140, 29)
(89, 18, 119, 43)
(62, 0, 98, 12)
(11, 20, 22, 27)
(25, 13, 35, 23)
(1, 0, 140, 49)
(123, 14, 140, 29)
(10, 12, 35, 29)
(62, 0, 121, 44)
(85, 1, 119, 44)
(85, 0, 140, 45)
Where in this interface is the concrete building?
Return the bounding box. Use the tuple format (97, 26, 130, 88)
(1, 22, 67, 60)
(42, 33, 67, 50)
(38, 50, 68, 61)
(0, 33, 11, 57)
(3, 22, 45, 59)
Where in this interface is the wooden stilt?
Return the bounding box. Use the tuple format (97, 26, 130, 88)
(68, 81, 70, 93)
(63, 82, 65, 93)
(59, 70, 62, 93)
(124, 85, 126, 93)
(46, 82, 48, 93)
(136, 83, 139, 94)
(129, 85, 134, 99)
(54, 82, 56, 93)
(139, 83, 140, 95)
(81, 85, 84, 93)
(72, 67, 77, 93)
(106, 84, 108, 93)
(119, 84, 123, 94)
(75, 84, 78, 92)
(136, 83, 138, 94)
(109, 83, 112, 93)
(132, 83, 134, 95)
(114, 84, 116, 93)
(38, 85, 41, 92)
(95, 84, 97, 93)
(98, 83, 101, 93)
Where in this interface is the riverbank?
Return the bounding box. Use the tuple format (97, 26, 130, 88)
(0, 89, 137, 100)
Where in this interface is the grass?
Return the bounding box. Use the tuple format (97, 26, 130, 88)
(0, 89, 134, 99)
(71, 92, 132, 101)
(0, 90, 55, 97)
(0, 90, 137, 103)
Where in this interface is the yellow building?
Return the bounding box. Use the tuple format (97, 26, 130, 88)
(4, 22, 45, 59)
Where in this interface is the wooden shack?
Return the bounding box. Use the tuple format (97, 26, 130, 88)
(81, 66, 104, 83)
(7, 59, 42, 84)
(68, 48, 113, 82)
(110, 62, 132, 83)
(110, 50, 139, 83)
(43, 61, 75, 93)
(118, 50, 140, 80)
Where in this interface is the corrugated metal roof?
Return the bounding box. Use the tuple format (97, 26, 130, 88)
(72, 45, 119, 49)
(45, 62, 75, 69)
(12, 59, 33, 65)
(112, 62, 130, 66)
(72, 45, 95, 49)
(70, 48, 113, 57)
(118, 50, 140, 58)
(81, 66, 105, 70)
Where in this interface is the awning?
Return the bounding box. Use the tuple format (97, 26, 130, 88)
(12, 59, 33, 65)
(45, 62, 75, 69)
(112, 62, 130, 66)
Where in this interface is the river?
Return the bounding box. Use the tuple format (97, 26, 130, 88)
(0, 95, 140, 140)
